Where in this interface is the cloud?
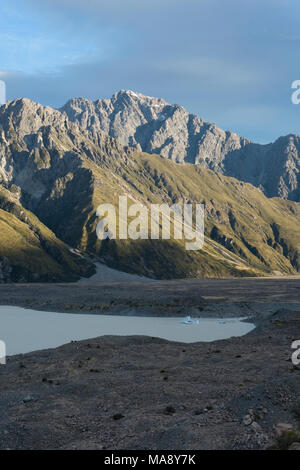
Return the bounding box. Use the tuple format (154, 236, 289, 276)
(29, 0, 188, 13)
(153, 57, 265, 88)
(2, 0, 300, 143)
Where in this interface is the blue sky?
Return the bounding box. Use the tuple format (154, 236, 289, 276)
(1, 0, 300, 142)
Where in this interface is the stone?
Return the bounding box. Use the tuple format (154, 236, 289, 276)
(23, 395, 35, 403)
(164, 406, 176, 415)
(251, 421, 262, 433)
(289, 442, 300, 450)
(242, 415, 253, 426)
(112, 413, 125, 421)
(274, 423, 295, 436)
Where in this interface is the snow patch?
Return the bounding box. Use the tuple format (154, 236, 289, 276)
(127, 90, 139, 98)
(79, 262, 153, 283)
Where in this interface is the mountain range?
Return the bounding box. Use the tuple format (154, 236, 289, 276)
(61, 90, 300, 201)
(0, 92, 299, 282)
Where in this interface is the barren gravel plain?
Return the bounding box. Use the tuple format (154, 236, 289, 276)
(0, 277, 299, 450)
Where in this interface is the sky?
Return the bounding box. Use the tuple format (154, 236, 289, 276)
(1, 0, 300, 143)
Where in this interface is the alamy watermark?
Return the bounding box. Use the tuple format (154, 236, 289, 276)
(0, 80, 6, 105)
(0, 340, 6, 365)
(291, 80, 300, 104)
(96, 196, 204, 251)
(291, 340, 300, 366)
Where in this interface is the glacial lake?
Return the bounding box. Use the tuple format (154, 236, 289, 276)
(0, 306, 255, 356)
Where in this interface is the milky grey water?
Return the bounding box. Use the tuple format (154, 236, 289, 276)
(0, 306, 255, 356)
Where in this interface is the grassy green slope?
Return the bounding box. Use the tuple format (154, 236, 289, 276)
(66, 149, 300, 279)
(0, 187, 94, 282)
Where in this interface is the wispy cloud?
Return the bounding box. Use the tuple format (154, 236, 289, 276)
(2, 0, 300, 143)
(154, 57, 265, 87)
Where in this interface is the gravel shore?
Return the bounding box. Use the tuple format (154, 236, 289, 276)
(0, 279, 299, 450)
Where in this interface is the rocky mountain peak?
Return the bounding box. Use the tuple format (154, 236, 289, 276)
(2, 91, 300, 200)
(59, 90, 300, 200)
(0, 98, 68, 137)
(62, 90, 247, 165)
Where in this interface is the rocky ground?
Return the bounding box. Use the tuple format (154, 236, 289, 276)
(1, 277, 300, 317)
(0, 279, 299, 450)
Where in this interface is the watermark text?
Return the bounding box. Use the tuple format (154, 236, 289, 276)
(96, 196, 204, 251)
(0, 340, 6, 365)
(0, 80, 6, 105)
(291, 340, 300, 366)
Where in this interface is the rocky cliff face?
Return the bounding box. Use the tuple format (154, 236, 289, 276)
(0, 99, 101, 282)
(61, 90, 300, 201)
(60, 90, 248, 167)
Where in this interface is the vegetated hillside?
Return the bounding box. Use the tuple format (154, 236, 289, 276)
(79, 150, 300, 278)
(0, 98, 299, 280)
(0, 186, 94, 282)
(61, 90, 300, 201)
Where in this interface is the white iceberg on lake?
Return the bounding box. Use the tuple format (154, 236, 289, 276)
(180, 316, 199, 325)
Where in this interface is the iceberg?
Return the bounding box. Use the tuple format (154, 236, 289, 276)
(180, 316, 199, 325)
